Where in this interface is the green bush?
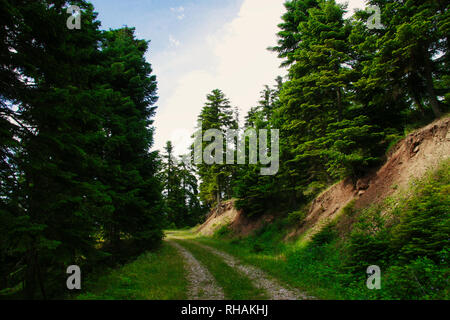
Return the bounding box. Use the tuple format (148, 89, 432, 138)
(345, 160, 450, 298)
(213, 225, 233, 239)
(342, 199, 357, 217)
(383, 251, 449, 300)
(311, 224, 338, 246)
(390, 169, 450, 264)
(286, 210, 307, 226)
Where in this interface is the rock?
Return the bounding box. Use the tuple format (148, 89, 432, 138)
(356, 179, 370, 190)
(358, 190, 365, 197)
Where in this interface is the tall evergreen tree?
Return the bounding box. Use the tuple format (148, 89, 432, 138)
(352, 0, 449, 122)
(8, 0, 107, 298)
(279, 0, 383, 188)
(234, 81, 283, 215)
(270, 0, 319, 67)
(196, 89, 237, 207)
(0, 1, 164, 298)
(99, 27, 163, 252)
(161, 141, 203, 228)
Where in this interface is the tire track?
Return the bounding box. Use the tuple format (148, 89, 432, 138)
(169, 241, 224, 300)
(188, 241, 314, 300)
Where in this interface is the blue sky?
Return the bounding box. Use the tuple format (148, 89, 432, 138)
(91, 0, 242, 54)
(89, 0, 366, 155)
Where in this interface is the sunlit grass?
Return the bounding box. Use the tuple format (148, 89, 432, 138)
(76, 243, 187, 300)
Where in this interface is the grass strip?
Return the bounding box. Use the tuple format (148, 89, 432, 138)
(174, 240, 268, 300)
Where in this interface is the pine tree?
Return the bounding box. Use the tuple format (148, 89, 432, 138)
(270, 0, 319, 67)
(177, 157, 204, 226)
(161, 141, 184, 227)
(99, 27, 163, 252)
(0, 2, 164, 298)
(9, 0, 108, 298)
(234, 80, 283, 215)
(278, 0, 384, 189)
(353, 0, 449, 121)
(0, 0, 26, 290)
(196, 89, 237, 207)
(161, 141, 204, 228)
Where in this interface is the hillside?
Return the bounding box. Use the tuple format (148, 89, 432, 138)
(197, 117, 450, 243)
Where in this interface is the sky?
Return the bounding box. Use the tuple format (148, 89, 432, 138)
(90, 0, 366, 156)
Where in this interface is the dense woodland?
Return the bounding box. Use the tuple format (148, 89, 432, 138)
(1, 0, 449, 299)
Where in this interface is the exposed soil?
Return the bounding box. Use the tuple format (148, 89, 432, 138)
(169, 241, 225, 300)
(230, 210, 276, 237)
(196, 117, 450, 242)
(196, 200, 239, 236)
(195, 199, 277, 237)
(355, 117, 450, 209)
(288, 116, 450, 241)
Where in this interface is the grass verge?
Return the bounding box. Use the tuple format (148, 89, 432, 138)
(76, 242, 187, 300)
(191, 159, 450, 300)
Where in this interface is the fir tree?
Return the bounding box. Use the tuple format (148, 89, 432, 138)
(196, 89, 237, 207)
(99, 27, 163, 252)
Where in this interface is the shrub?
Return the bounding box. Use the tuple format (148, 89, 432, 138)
(311, 224, 338, 246)
(342, 199, 357, 217)
(286, 210, 307, 226)
(383, 251, 449, 300)
(213, 224, 232, 239)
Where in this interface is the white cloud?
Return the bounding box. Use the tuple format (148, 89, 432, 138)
(170, 6, 184, 13)
(169, 35, 180, 48)
(337, 0, 366, 18)
(170, 6, 185, 20)
(153, 0, 286, 155)
(153, 0, 367, 155)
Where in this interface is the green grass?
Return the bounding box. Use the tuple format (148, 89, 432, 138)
(76, 242, 187, 300)
(174, 240, 268, 300)
(192, 236, 335, 299)
(72, 159, 449, 300)
(189, 159, 450, 300)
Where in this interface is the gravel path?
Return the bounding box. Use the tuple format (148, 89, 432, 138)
(190, 241, 313, 300)
(169, 241, 224, 300)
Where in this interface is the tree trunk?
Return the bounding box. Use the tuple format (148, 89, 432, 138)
(216, 175, 221, 205)
(423, 53, 442, 118)
(34, 253, 47, 300)
(410, 84, 426, 116)
(24, 249, 38, 299)
(336, 87, 342, 122)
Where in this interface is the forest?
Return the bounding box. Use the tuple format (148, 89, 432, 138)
(0, 0, 449, 300)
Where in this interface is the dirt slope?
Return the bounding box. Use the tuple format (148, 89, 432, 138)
(197, 117, 450, 241)
(196, 200, 239, 236)
(288, 116, 450, 241)
(196, 199, 276, 237)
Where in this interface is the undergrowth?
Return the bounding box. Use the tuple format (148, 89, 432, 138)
(206, 160, 450, 300)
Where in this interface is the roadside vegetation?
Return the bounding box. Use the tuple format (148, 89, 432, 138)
(195, 160, 450, 300)
(68, 160, 448, 300)
(2, 0, 448, 300)
(76, 243, 187, 300)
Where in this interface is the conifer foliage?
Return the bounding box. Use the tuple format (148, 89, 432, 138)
(0, 1, 163, 298)
(231, 0, 448, 217)
(1, 0, 449, 301)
